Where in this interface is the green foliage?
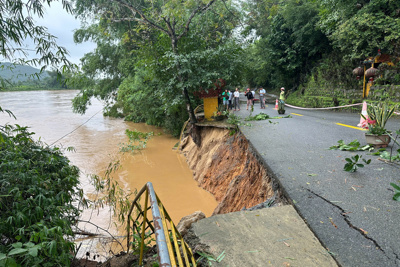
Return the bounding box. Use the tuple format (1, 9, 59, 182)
(0, 124, 84, 266)
(0, 63, 85, 91)
(245, 113, 290, 121)
(343, 154, 371, 172)
(116, 68, 189, 137)
(120, 129, 154, 153)
(378, 149, 400, 161)
(129, 221, 155, 255)
(0, 0, 76, 80)
(243, 0, 400, 97)
(242, 0, 331, 90)
(376, 129, 400, 162)
(245, 113, 270, 121)
(226, 113, 241, 126)
(330, 140, 373, 151)
(72, 0, 244, 136)
(197, 250, 226, 266)
(0, 63, 50, 83)
(88, 161, 133, 224)
(390, 182, 400, 201)
(362, 102, 398, 134)
(375, 62, 400, 85)
(318, 0, 400, 59)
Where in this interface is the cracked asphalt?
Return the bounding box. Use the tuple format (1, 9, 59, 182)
(236, 96, 400, 266)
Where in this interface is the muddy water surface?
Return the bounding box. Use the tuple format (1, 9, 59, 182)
(0, 90, 217, 257)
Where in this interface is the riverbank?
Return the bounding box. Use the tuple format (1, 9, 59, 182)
(181, 126, 286, 214)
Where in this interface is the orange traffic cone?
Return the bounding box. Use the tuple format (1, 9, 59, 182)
(274, 99, 278, 110)
(357, 101, 368, 127)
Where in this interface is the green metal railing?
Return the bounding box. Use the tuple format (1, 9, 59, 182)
(126, 182, 197, 266)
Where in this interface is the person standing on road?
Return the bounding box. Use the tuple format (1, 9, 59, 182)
(251, 88, 256, 106)
(245, 88, 254, 110)
(259, 87, 266, 109)
(279, 87, 285, 111)
(222, 88, 229, 110)
(228, 90, 234, 110)
(233, 87, 240, 111)
(279, 87, 285, 102)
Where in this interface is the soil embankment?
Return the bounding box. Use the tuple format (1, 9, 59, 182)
(181, 126, 283, 214)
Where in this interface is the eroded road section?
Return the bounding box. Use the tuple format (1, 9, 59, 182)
(238, 106, 400, 266)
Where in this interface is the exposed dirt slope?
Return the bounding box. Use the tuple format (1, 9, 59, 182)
(181, 127, 278, 215)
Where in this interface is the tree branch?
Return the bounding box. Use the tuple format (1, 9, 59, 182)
(77, 219, 125, 251)
(177, 0, 217, 41)
(111, 0, 170, 35)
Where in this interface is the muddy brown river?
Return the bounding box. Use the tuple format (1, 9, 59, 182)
(0, 90, 217, 259)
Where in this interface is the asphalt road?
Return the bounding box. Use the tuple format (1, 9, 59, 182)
(235, 100, 400, 267)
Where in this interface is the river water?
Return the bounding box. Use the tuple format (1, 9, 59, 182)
(0, 90, 217, 259)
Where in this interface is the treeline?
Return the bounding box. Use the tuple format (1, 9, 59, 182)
(243, 0, 400, 92)
(1, 69, 87, 91)
(70, 0, 400, 136)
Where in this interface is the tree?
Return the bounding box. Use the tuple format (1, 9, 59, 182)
(73, 0, 242, 145)
(318, 0, 400, 59)
(0, 0, 75, 72)
(242, 0, 331, 90)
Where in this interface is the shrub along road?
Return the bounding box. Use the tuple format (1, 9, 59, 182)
(236, 103, 400, 266)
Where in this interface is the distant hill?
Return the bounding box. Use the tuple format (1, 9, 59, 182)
(0, 62, 49, 83)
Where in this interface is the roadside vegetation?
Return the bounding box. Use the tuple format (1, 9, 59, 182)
(0, 122, 86, 266)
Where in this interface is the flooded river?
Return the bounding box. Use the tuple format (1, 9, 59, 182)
(0, 90, 217, 258)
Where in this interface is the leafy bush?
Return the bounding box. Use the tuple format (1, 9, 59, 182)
(0, 124, 84, 266)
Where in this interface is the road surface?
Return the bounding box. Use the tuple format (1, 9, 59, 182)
(236, 102, 400, 267)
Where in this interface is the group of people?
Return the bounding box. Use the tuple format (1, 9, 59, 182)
(222, 86, 285, 111)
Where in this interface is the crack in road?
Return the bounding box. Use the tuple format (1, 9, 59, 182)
(304, 188, 389, 257)
(392, 248, 400, 262)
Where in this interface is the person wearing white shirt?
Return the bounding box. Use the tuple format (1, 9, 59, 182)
(233, 88, 240, 111)
(259, 87, 266, 109)
(228, 90, 234, 110)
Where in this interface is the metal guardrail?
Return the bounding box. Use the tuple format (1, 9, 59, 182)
(126, 182, 197, 266)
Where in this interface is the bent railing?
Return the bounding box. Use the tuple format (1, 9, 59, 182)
(126, 182, 197, 266)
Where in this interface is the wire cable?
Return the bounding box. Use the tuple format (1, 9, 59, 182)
(50, 109, 103, 146)
(284, 103, 363, 110)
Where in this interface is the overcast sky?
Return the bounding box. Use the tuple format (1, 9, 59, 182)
(30, 1, 96, 66)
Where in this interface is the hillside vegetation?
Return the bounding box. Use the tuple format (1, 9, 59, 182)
(0, 62, 85, 91)
(0, 63, 49, 82)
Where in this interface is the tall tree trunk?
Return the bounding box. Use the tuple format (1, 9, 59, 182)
(182, 86, 201, 146)
(172, 35, 201, 146)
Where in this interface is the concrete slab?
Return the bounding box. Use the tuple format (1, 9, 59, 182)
(191, 205, 337, 267)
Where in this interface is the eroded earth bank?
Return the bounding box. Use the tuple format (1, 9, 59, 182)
(78, 126, 290, 267)
(181, 126, 286, 214)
